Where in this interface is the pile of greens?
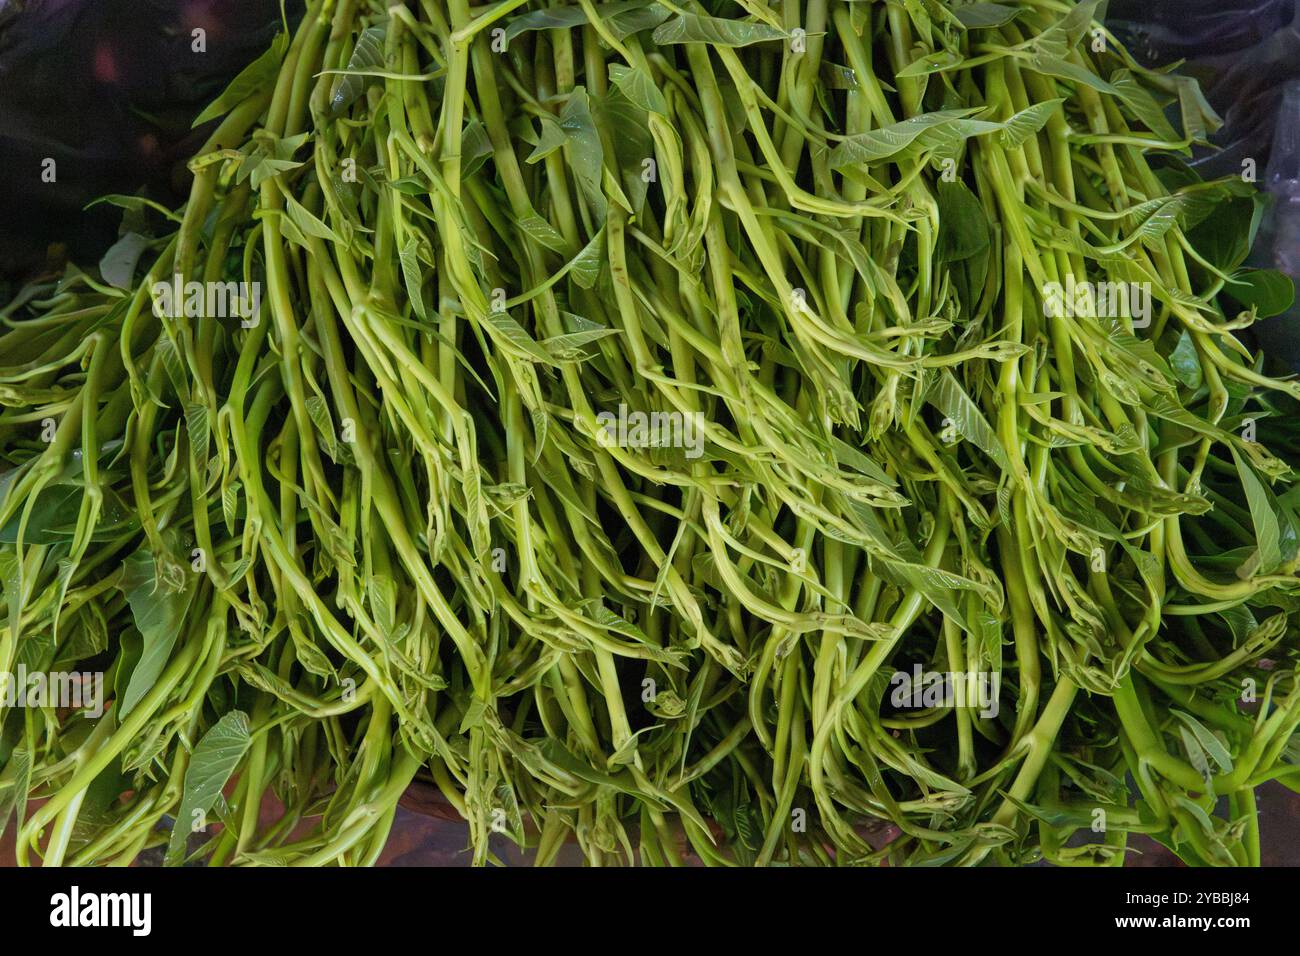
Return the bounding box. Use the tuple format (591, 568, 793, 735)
(2, 0, 1299, 867)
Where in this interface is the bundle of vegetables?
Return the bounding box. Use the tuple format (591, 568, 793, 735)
(2, 0, 1299, 868)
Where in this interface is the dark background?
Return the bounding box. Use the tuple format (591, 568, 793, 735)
(0, 0, 298, 279)
(0, 0, 1297, 866)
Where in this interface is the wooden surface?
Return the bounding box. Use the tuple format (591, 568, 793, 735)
(4, 779, 1298, 866)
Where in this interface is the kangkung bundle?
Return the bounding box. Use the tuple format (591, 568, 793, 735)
(1, 0, 1299, 867)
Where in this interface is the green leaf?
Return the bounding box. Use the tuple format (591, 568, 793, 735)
(1001, 793, 1098, 829)
(1110, 69, 1181, 143)
(1230, 446, 1282, 574)
(330, 24, 387, 117)
(0, 747, 31, 841)
(538, 738, 655, 800)
(1178, 726, 1213, 787)
(646, 689, 686, 719)
(461, 119, 494, 178)
(1056, 0, 1105, 47)
(238, 131, 309, 190)
(559, 88, 607, 220)
(1185, 194, 1260, 271)
(999, 98, 1063, 149)
(598, 85, 654, 212)
(896, 49, 966, 78)
(1032, 0, 1105, 57)
(156, 335, 187, 396)
(400, 237, 428, 322)
(831, 437, 899, 488)
(1171, 710, 1234, 774)
(193, 33, 288, 127)
(1217, 604, 1257, 646)
(119, 546, 197, 719)
(733, 801, 761, 851)
(603, 2, 676, 38)
(936, 178, 992, 308)
(282, 194, 342, 243)
(1225, 269, 1296, 319)
(165, 711, 252, 866)
(236, 662, 303, 707)
(608, 724, 661, 767)
(99, 232, 150, 290)
(829, 109, 980, 168)
(222, 480, 242, 533)
(503, 1, 669, 44)
(1169, 330, 1203, 390)
(516, 212, 570, 254)
(1173, 795, 1220, 837)
(927, 370, 1011, 472)
(951, 3, 1022, 29)
(387, 176, 427, 196)
(608, 64, 669, 116)
(652, 13, 788, 46)
(603, 2, 673, 39)
(570, 228, 607, 289)
(84, 193, 184, 224)
(872, 552, 989, 625)
(530, 405, 549, 462)
(543, 315, 621, 360)
(0, 483, 135, 545)
(935, 180, 990, 264)
(1026, 55, 1118, 95)
(503, 4, 592, 41)
(484, 309, 562, 367)
(1131, 195, 1190, 245)
(368, 574, 399, 632)
(526, 115, 569, 164)
(184, 402, 210, 462)
(1176, 76, 1223, 145)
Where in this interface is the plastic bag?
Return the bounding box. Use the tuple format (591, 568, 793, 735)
(0, 0, 293, 278)
(1108, 0, 1300, 369)
(1108, 0, 1300, 180)
(1251, 81, 1300, 368)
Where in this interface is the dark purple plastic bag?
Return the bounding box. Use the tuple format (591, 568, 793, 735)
(0, 0, 295, 277)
